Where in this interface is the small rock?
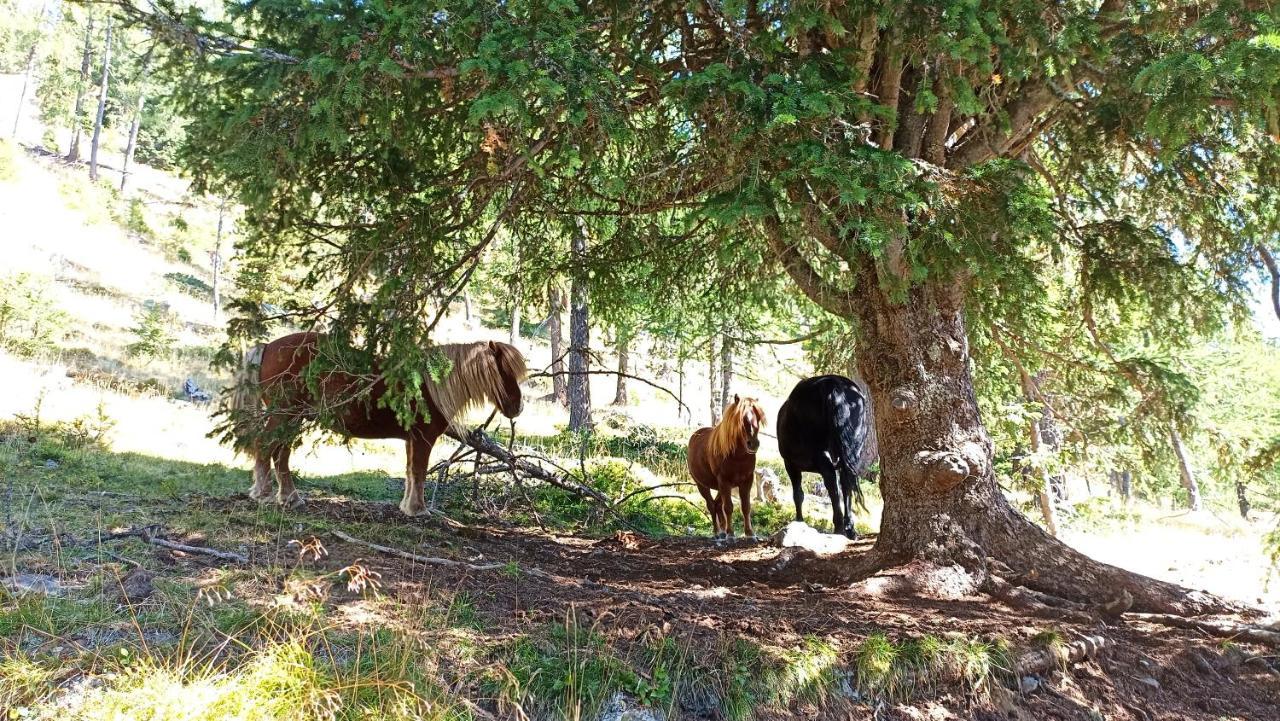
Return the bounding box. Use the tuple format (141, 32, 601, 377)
(1019, 676, 1041, 694)
(770, 521, 849, 555)
(44, 459, 60, 470)
(1, 573, 62, 596)
(1136, 676, 1161, 690)
(596, 692, 662, 721)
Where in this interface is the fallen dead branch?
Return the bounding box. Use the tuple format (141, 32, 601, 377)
(93, 526, 248, 564)
(143, 533, 249, 563)
(446, 427, 616, 508)
(331, 529, 552, 579)
(1129, 613, 1280, 647)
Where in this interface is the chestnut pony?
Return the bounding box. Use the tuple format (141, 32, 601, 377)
(687, 395, 766, 539)
(227, 332, 527, 515)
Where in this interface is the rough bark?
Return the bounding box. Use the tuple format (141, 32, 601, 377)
(66, 13, 94, 162)
(848, 268, 1224, 615)
(89, 16, 113, 182)
(1169, 422, 1202, 511)
(567, 221, 592, 431)
(612, 330, 629, 405)
(1110, 469, 1132, 503)
(1235, 481, 1250, 519)
(546, 284, 568, 406)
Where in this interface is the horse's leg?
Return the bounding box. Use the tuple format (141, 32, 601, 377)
(819, 465, 844, 536)
(247, 443, 274, 501)
(719, 485, 735, 538)
(695, 483, 721, 538)
(273, 443, 304, 509)
(784, 460, 805, 523)
(399, 431, 434, 517)
(839, 467, 859, 539)
(738, 480, 755, 539)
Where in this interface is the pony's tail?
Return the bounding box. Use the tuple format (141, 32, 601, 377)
(831, 389, 870, 514)
(224, 344, 265, 453)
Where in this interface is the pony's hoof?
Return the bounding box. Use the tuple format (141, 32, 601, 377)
(247, 486, 272, 502)
(842, 529, 858, 540)
(399, 500, 427, 517)
(278, 492, 305, 510)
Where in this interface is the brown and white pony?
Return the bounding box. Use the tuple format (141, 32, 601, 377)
(228, 332, 527, 515)
(687, 395, 766, 539)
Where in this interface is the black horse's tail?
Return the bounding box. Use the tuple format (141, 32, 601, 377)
(829, 387, 870, 513)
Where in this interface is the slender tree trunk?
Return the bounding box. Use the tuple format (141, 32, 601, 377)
(67, 14, 94, 161)
(1015, 368, 1059, 537)
(508, 299, 521, 346)
(719, 334, 734, 410)
(9, 0, 49, 139)
(119, 51, 151, 192)
(567, 221, 591, 431)
(612, 330, 630, 405)
(547, 283, 568, 406)
(851, 269, 1216, 614)
(677, 355, 686, 424)
(11, 45, 37, 139)
(1168, 422, 1202, 511)
(707, 335, 720, 425)
(1258, 244, 1280, 322)
(88, 16, 113, 183)
(212, 199, 225, 323)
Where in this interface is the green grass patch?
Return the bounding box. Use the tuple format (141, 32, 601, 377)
(852, 632, 1011, 701)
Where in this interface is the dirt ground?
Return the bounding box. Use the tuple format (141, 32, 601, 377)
(194, 494, 1280, 721)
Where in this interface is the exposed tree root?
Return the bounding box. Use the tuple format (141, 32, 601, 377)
(1129, 613, 1280, 647)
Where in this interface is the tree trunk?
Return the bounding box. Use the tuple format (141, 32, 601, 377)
(212, 199, 225, 323)
(1235, 481, 1250, 520)
(10, 45, 37, 139)
(547, 283, 568, 406)
(567, 222, 591, 431)
(119, 51, 151, 193)
(707, 335, 720, 425)
(1258, 244, 1280, 322)
(66, 13, 94, 162)
(612, 330, 629, 406)
(850, 271, 1219, 614)
(88, 16, 112, 183)
(1168, 422, 1202, 511)
(508, 299, 521, 346)
(1014, 367, 1059, 536)
(1110, 469, 1132, 503)
(719, 334, 734, 411)
(677, 355, 686, 424)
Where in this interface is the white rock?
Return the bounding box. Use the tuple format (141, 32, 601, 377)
(770, 521, 850, 555)
(597, 692, 662, 721)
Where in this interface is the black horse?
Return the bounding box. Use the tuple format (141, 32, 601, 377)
(776, 375, 873, 539)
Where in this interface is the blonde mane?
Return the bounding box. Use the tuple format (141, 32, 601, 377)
(706, 396, 767, 464)
(425, 341, 528, 429)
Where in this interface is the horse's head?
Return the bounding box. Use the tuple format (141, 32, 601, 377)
(488, 341, 528, 418)
(733, 394, 765, 454)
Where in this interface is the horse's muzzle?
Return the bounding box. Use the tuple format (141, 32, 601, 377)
(746, 438, 761, 453)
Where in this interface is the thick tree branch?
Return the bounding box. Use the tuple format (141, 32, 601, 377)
(762, 215, 859, 318)
(1258, 244, 1280, 322)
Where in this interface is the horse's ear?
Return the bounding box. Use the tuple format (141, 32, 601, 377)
(733, 393, 740, 404)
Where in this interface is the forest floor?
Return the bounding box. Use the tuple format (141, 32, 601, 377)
(2, 438, 1278, 720)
